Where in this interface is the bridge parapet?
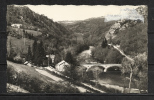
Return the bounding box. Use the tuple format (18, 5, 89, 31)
(81, 63, 121, 72)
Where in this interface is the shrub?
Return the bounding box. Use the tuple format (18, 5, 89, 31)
(7, 65, 80, 93)
(121, 53, 148, 91)
(74, 43, 89, 55)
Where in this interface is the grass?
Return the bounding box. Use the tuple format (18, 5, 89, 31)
(46, 66, 123, 93)
(7, 36, 34, 54)
(7, 61, 79, 93)
(12, 28, 42, 36)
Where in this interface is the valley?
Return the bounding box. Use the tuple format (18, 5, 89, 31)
(6, 5, 148, 93)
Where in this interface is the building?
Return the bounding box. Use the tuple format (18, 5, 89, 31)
(11, 24, 22, 28)
(55, 60, 70, 72)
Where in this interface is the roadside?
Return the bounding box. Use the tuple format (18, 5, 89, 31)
(7, 83, 30, 93)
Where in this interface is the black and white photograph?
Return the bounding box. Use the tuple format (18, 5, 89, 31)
(6, 5, 148, 93)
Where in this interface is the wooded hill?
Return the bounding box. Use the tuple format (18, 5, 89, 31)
(61, 6, 147, 64)
(7, 5, 73, 48)
(7, 5, 77, 64)
(7, 5, 147, 65)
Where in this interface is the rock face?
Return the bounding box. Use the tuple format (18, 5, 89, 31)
(105, 19, 141, 40)
(136, 6, 148, 17)
(135, 6, 148, 22)
(105, 6, 147, 41)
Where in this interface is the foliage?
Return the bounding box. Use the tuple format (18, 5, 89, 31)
(64, 51, 79, 80)
(32, 39, 37, 62)
(74, 43, 89, 55)
(92, 21, 147, 64)
(26, 45, 32, 61)
(105, 49, 123, 64)
(7, 40, 17, 60)
(7, 5, 73, 65)
(121, 52, 148, 90)
(92, 46, 123, 64)
(65, 52, 76, 65)
(92, 46, 108, 63)
(112, 22, 147, 56)
(101, 37, 108, 48)
(7, 64, 79, 93)
(32, 40, 46, 66)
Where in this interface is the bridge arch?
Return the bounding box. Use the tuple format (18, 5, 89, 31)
(104, 65, 121, 72)
(82, 63, 121, 72)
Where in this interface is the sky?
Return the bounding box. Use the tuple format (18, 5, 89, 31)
(23, 5, 143, 22)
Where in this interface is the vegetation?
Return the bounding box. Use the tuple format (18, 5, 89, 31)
(101, 37, 108, 48)
(112, 22, 147, 56)
(26, 45, 32, 61)
(64, 18, 115, 46)
(63, 51, 79, 80)
(7, 63, 79, 93)
(7, 5, 148, 93)
(121, 53, 148, 91)
(7, 5, 74, 65)
(74, 43, 89, 55)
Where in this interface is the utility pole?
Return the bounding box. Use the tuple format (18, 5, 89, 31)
(46, 54, 50, 67)
(48, 55, 50, 67)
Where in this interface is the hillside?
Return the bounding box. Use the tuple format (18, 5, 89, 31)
(7, 5, 72, 47)
(6, 5, 148, 93)
(7, 61, 80, 93)
(7, 5, 71, 36)
(7, 5, 76, 64)
(61, 6, 147, 64)
(61, 17, 115, 46)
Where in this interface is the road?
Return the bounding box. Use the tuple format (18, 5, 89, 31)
(36, 66, 105, 93)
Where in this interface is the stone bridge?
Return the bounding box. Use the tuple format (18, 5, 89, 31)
(81, 63, 122, 72)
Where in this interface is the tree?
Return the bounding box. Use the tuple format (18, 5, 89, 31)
(34, 40, 45, 66)
(32, 39, 37, 63)
(106, 49, 123, 64)
(38, 40, 45, 62)
(101, 37, 107, 48)
(121, 52, 148, 92)
(8, 40, 16, 60)
(133, 53, 148, 91)
(26, 45, 32, 61)
(92, 46, 109, 63)
(65, 52, 75, 65)
(121, 57, 133, 92)
(109, 33, 112, 44)
(23, 29, 25, 33)
(33, 43, 40, 65)
(64, 51, 78, 80)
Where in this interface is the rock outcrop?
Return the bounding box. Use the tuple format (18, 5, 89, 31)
(105, 19, 141, 40)
(105, 6, 147, 41)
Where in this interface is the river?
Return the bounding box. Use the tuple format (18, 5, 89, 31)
(98, 71, 137, 88)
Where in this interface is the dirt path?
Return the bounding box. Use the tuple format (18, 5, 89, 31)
(108, 44, 134, 61)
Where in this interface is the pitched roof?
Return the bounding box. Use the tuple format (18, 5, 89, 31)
(56, 60, 69, 66)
